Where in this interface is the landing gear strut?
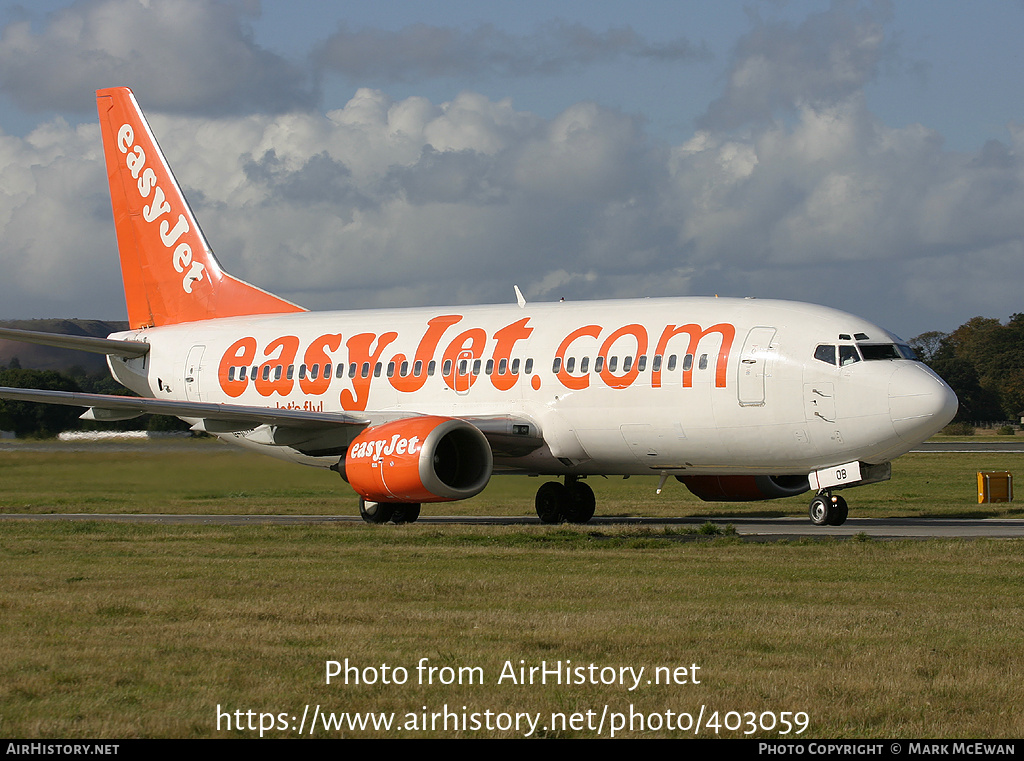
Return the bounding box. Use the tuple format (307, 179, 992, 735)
(535, 476, 596, 524)
(808, 491, 848, 526)
(359, 498, 421, 524)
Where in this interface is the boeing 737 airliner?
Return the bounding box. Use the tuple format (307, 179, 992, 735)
(0, 88, 958, 526)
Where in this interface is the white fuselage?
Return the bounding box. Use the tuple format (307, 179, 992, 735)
(108, 296, 957, 477)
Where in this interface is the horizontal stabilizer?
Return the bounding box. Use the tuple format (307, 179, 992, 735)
(0, 327, 150, 358)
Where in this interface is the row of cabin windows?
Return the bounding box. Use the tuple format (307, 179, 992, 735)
(226, 357, 537, 382)
(226, 352, 712, 383)
(553, 353, 708, 375)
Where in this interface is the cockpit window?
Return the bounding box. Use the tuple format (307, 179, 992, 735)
(839, 345, 861, 365)
(897, 344, 918, 360)
(814, 344, 836, 365)
(859, 344, 902, 361)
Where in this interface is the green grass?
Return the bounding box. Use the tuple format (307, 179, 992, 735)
(0, 438, 1021, 519)
(1, 522, 1023, 738)
(1, 440, 1023, 738)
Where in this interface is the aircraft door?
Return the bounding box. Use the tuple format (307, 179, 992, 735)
(737, 327, 776, 406)
(184, 345, 205, 402)
(454, 349, 474, 395)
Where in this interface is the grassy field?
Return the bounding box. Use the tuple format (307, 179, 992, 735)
(1, 438, 1023, 738)
(0, 436, 1022, 519)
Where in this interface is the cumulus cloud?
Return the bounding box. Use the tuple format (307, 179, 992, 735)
(0, 119, 124, 317)
(0, 0, 315, 114)
(3, 80, 1024, 336)
(698, 1, 896, 131)
(314, 20, 710, 83)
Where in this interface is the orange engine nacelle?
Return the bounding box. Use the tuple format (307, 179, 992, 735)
(344, 416, 493, 503)
(677, 474, 810, 502)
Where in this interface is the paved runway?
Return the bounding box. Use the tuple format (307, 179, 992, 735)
(3, 512, 1023, 539)
(912, 441, 1024, 452)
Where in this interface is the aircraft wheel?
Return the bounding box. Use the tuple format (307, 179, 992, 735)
(808, 494, 833, 526)
(564, 481, 596, 524)
(827, 495, 848, 526)
(535, 481, 568, 524)
(390, 504, 421, 524)
(359, 498, 395, 524)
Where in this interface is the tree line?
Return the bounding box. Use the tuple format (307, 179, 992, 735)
(0, 360, 188, 437)
(911, 314, 1024, 423)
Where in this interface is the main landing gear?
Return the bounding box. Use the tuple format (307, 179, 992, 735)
(808, 491, 848, 526)
(535, 476, 596, 524)
(359, 498, 421, 524)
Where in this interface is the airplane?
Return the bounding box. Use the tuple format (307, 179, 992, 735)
(0, 87, 959, 526)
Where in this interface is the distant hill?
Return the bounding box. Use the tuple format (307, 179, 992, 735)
(0, 319, 129, 373)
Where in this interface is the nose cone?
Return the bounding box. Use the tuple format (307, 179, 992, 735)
(889, 364, 959, 443)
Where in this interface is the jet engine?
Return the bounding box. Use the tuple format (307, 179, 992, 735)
(676, 474, 810, 502)
(344, 416, 493, 503)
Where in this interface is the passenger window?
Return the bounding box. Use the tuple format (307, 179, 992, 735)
(580, 357, 590, 373)
(638, 356, 647, 372)
(566, 357, 575, 373)
(698, 354, 708, 370)
(552, 357, 562, 373)
(443, 359, 452, 376)
(595, 356, 604, 372)
(623, 356, 633, 372)
(667, 355, 677, 372)
(525, 358, 534, 374)
(510, 358, 520, 374)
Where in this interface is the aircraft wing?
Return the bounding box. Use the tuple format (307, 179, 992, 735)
(0, 386, 544, 459)
(0, 386, 369, 428)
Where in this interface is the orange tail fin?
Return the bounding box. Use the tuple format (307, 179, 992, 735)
(96, 87, 305, 328)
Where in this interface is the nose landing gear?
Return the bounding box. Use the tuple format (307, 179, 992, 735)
(808, 491, 848, 526)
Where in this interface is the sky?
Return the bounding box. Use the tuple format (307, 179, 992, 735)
(0, 0, 1022, 340)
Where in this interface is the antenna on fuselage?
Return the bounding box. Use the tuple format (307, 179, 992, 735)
(514, 285, 526, 308)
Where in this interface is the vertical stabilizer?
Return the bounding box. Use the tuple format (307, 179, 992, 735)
(96, 87, 305, 328)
